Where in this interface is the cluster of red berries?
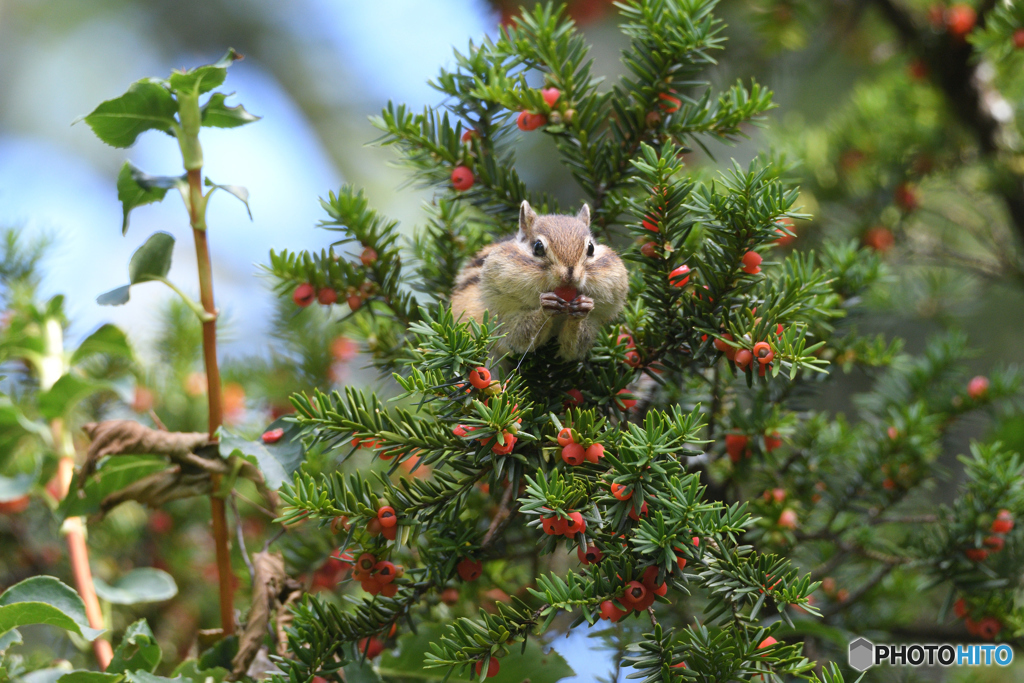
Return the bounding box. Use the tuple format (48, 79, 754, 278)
(365, 505, 399, 541)
(452, 368, 521, 455)
(725, 432, 782, 462)
(516, 86, 566, 133)
(617, 332, 642, 368)
(352, 552, 402, 597)
(953, 598, 1002, 640)
(598, 566, 669, 622)
(557, 427, 605, 466)
(965, 509, 1013, 562)
(610, 482, 655, 521)
(540, 508, 588, 537)
(292, 282, 368, 311)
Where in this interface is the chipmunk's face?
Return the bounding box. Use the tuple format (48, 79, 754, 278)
(519, 201, 600, 293)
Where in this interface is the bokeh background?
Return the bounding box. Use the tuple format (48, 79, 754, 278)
(3, 0, 1024, 680)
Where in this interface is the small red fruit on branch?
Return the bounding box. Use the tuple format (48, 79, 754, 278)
(317, 288, 337, 305)
(451, 165, 475, 191)
(468, 366, 492, 389)
(475, 657, 500, 678)
(517, 110, 546, 131)
(967, 375, 989, 400)
(457, 557, 483, 581)
(541, 87, 561, 107)
(741, 251, 762, 275)
(292, 283, 315, 307)
(669, 264, 691, 287)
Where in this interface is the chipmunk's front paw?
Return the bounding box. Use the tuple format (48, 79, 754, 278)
(541, 292, 568, 314)
(568, 296, 594, 317)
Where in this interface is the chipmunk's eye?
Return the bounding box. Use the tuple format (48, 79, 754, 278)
(533, 240, 546, 257)
(587, 242, 595, 257)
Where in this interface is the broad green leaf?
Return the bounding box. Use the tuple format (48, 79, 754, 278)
(0, 627, 21, 651)
(0, 576, 104, 640)
(57, 673, 123, 683)
(71, 324, 133, 366)
(98, 233, 176, 308)
(94, 569, 177, 606)
(24, 668, 75, 683)
(116, 162, 184, 235)
(0, 473, 34, 502)
(108, 619, 161, 674)
(38, 374, 109, 420)
(219, 418, 303, 490)
(60, 455, 168, 518)
(83, 79, 177, 148)
(200, 93, 260, 129)
(168, 49, 241, 96)
(378, 624, 574, 683)
(205, 178, 252, 219)
(96, 286, 131, 307)
(171, 660, 228, 683)
(129, 232, 175, 283)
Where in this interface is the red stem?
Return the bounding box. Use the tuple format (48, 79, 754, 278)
(188, 168, 235, 636)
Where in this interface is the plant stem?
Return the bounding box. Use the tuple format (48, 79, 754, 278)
(187, 166, 235, 636)
(39, 318, 113, 669)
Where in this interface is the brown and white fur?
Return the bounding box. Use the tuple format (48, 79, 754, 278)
(451, 200, 629, 360)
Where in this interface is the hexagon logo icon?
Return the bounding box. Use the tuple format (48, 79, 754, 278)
(848, 637, 875, 671)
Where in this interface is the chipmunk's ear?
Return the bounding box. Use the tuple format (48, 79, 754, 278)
(519, 200, 538, 239)
(576, 203, 591, 226)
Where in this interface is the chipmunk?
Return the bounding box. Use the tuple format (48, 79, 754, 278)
(451, 200, 629, 360)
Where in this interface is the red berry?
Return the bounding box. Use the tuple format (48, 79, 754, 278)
(642, 216, 660, 232)
(734, 349, 753, 370)
(977, 617, 1001, 640)
(1014, 28, 1024, 49)
(468, 367, 491, 389)
(758, 636, 778, 652)
(541, 516, 559, 535)
(441, 587, 459, 605)
(657, 92, 681, 112)
(599, 599, 626, 622)
(553, 286, 578, 302)
(992, 510, 1014, 534)
(564, 388, 584, 408)
(557, 428, 575, 447)
(457, 558, 483, 581)
(863, 225, 895, 252)
(946, 4, 976, 38)
(360, 247, 378, 266)
(753, 341, 774, 365)
(617, 333, 635, 348)
(778, 509, 798, 530)
(577, 544, 603, 565)
(451, 165, 475, 191)
(954, 598, 968, 619)
(628, 501, 648, 521)
(611, 482, 632, 501)
(965, 617, 980, 636)
(564, 511, 586, 536)
(461, 128, 476, 143)
(358, 636, 385, 658)
(292, 283, 315, 307)
(562, 443, 585, 466)
(965, 547, 989, 562)
(741, 251, 762, 275)
(347, 294, 362, 310)
(894, 182, 919, 211)
(887, 426, 899, 440)
(624, 350, 641, 367)
(261, 428, 284, 444)
(551, 516, 569, 536)
(377, 506, 397, 528)
(984, 535, 1005, 552)
(669, 265, 691, 287)
(373, 560, 397, 584)
(713, 334, 733, 354)
(725, 434, 748, 462)
(615, 389, 637, 410)
(541, 87, 561, 107)
(475, 657, 500, 678)
(517, 110, 545, 131)
(640, 241, 659, 258)
(764, 433, 783, 452)
(585, 443, 605, 463)
(491, 433, 517, 455)
(967, 375, 989, 400)
(622, 581, 647, 607)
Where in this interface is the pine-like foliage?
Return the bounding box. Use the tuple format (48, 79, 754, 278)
(265, 2, 1024, 681)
